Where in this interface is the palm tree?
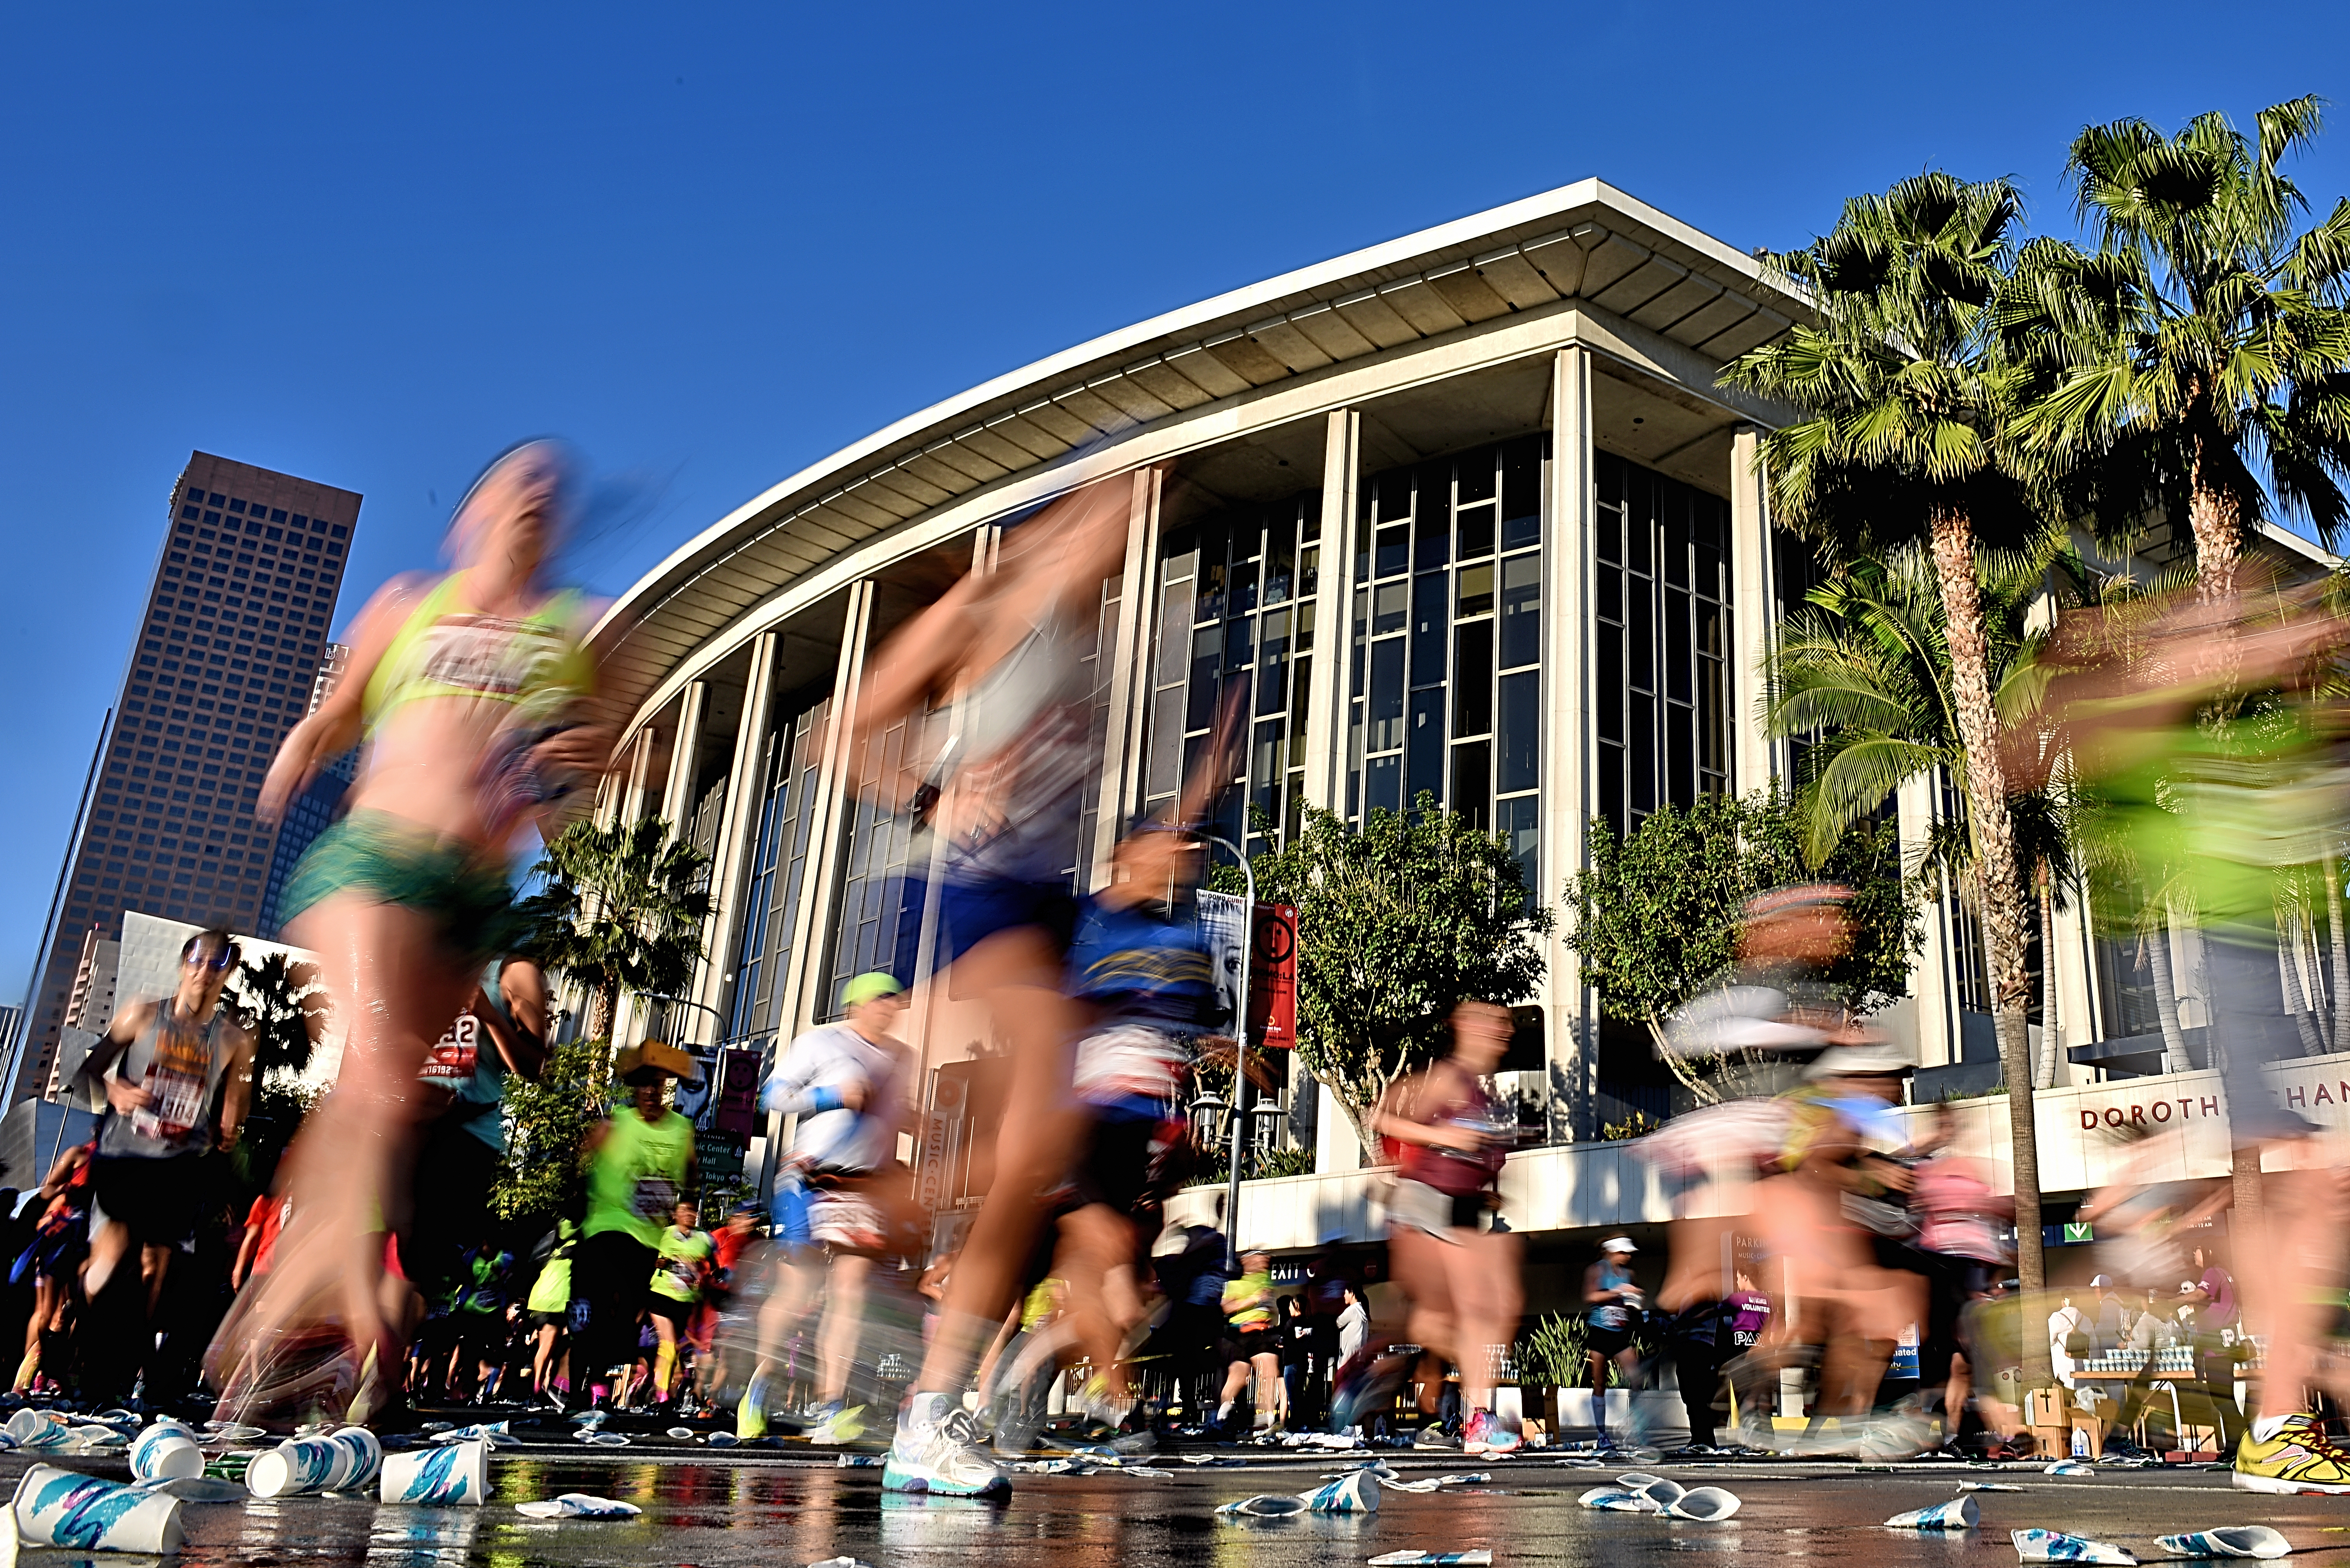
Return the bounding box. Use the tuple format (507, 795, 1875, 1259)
(1723, 172, 2057, 1320)
(2005, 97, 2350, 600)
(519, 816, 712, 1041)
(224, 952, 331, 1078)
(1766, 536, 2081, 1088)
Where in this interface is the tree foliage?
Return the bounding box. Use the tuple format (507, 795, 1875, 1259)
(518, 817, 711, 1039)
(1564, 788, 1918, 1046)
(1240, 799, 1553, 1163)
(222, 951, 330, 1080)
(491, 1034, 612, 1225)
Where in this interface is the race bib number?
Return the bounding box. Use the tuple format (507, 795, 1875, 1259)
(134, 1020, 213, 1143)
(633, 1175, 679, 1221)
(662, 1254, 702, 1293)
(421, 1011, 480, 1082)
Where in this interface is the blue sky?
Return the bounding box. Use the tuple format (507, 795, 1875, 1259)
(4, 2, 2346, 992)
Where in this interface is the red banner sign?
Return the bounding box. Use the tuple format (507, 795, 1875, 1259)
(1250, 902, 1299, 1049)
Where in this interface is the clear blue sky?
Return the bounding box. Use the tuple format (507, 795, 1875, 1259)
(4, 3, 2346, 993)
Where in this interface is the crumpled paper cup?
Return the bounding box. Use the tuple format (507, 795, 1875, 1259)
(1297, 1472, 1381, 1514)
(1665, 1487, 1742, 1522)
(2013, 1529, 2138, 1564)
(130, 1422, 203, 1483)
(1217, 1494, 1308, 1517)
(6, 1410, 71, 1451)
(379, 1438, 488, 1506)
(323, 1427, 382, 1491)
(1635, 1477, 1687, 1511)
(1887, 1497, 1979, 1531)
(1578, 1487, 1661, 1512)
(13, 1463, 186, 1554)
(1368, 1555, 1494, 1566)
(515, 1494, 641, 1519)
(2155, 1529, 2289, 1561)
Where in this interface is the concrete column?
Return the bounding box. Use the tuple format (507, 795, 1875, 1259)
(1301, 408, 1358, 812)
(1728, 426, 1779, 793)
(1898, 772, 1958, 1070)
(1088, 467, 1162, 884)
(694, 630, 780, 1035)
(621, 727, 657, 823)
(1541, 343, 1596, 1140)
(658, 681, 708, 836)
(773, 582, 875, 1038)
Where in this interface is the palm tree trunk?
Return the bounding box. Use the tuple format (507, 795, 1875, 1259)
(1927, 505, 2048, 1385)
(2187, 429, 2244, 604)
(2144, 908, 2190, 1075)
(2327, 852, 2350, 1056)
(2034, 863, 2059, 1090)
(2278, 893, 2326, 1057)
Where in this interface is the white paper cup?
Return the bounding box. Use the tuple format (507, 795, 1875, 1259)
(1665, 1487, 1743, 1522)
(1578, 1487, 1660, 1512)
(129, 1427, 204, 1483)
(2156, 1529, 2290, 1561)
(324, 1427, 382, 1490)
(1886, 1497, 1979, 1531)
(1296, 1470, 1381, 1513)
(246, 1436, 346, 1499)
(13, 1463, 186, 1554)
(6, 1409, 71, 1450)
(2013, 1529, 2140, 1565)
(379, 1438, 489, 1506)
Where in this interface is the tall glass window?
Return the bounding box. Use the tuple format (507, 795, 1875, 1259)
(1341, 437, 1544, 886)
(1141, 494, 1321, 854)
(1593, 452, 1731, 837)
(723, 697, 829, 1043)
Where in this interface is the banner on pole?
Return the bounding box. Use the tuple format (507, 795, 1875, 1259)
(1198, 892, 1300, 1049)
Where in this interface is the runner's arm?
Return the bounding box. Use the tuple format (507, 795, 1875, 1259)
(256, 574, 416, 824)
(216, 1018, 257, 1150)
(478, 959, 550, 1080)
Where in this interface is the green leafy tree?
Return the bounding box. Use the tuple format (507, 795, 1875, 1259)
(1768, 535, 2084, 1087)
(1722, 172, 2057, 1321)
(491, 1034, 612, 1224)
(1241, 798, 1552, 1165)
(223, 952, 331, 1078)
(1564, 789, 1918, 1105)
(519, 817, 711, 1040)
(2004, 96, 2350, 600)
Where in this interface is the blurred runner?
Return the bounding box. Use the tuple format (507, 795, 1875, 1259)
(850, 478, 1133, 1496)
(524, 1218, 578, 1407)
(739, 972, 912, 1445)
(646, 1197, 713, 1406)
(1369, 1000, 1525, 1456)
(574, 1041, 699, 1408)
(1582, 1237, 1645, 1450)
(216, 439, 611, 1408)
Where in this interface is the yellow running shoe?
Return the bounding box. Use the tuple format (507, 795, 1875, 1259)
(2234, 1414, 2350, 1494)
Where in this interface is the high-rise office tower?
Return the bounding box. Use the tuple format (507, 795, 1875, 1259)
(254, 642, 357, 940)
(9, 453, 360, 1103)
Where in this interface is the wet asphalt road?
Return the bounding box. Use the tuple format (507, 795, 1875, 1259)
(3, 1449, 2346, 1568)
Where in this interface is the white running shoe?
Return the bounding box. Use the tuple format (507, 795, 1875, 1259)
(883, 1393, 1008, 1497)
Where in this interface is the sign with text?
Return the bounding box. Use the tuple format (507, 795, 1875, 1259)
(1198, 893, 1301, 1048)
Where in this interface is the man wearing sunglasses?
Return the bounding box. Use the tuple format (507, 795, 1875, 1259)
(75, 928, 256, 1400)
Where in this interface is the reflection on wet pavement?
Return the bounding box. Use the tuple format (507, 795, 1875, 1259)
(5, 1455, 2346, 1568)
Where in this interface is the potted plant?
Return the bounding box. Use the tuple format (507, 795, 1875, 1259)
(1514, 1314, 1592, 1435)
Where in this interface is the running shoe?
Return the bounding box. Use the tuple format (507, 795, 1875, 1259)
(1413, 1421, 1460, 1450)
(1461, 1407, 1522, 1456)
(2233, 1414, 2350, 1495)
(808, 1404, 868, 1447)
(884, 1392, 1009, 1497)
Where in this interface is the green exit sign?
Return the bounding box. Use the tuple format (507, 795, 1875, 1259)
(2042, 1221, 2096, 1246)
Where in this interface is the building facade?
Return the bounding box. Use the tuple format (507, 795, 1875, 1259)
(9, 454, 360, 1103)
(581, 181, 2327, 1198)
(255, 644, 357, 940)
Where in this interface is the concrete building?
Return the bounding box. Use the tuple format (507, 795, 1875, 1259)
(255, 644, 357, 940)
(583, 181, 2330, 1266)
(9, 454, 360, 1104)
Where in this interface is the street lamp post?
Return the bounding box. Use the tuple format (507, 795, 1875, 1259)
(1202, 834, 1254, 1274)
(637, 992, 724, 1047)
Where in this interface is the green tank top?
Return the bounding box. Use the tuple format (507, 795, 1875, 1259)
(583, 1106, 694, 1247)
(360, 571, 594, 736)
(527, 1227, 576, 1314)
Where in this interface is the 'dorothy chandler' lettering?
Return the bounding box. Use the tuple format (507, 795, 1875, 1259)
(2080, 1096, 2223, 1130)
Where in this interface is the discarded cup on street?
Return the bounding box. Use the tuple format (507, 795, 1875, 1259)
(585, 1432, 631, 1447)
(516, 1494, 642, 1520)
(1960, 1482, 2025, 1493)
(429, 1422, 508, 1446)
(835, 1454, 881, 1468)
(1297, 1472, 1382, 1513)
(379, 1438, 489, 1506)
(246, 1436, 346, 1498)
(1664, 1487, 1742, 1523)
(1577, 1487, 1661, 1512)
(708, 1432, 741, 1448)
(807, 1559, 874, 1568)
(130, 1423, 204, 1483)
(1368, 1554, 1494, 1566)
(1434, 1473, 1493, 1487)
(2013, 1529, 2138, 1564)
(69, 1425, 128, 1450)
(1634, 1477, 1686, 1511)
(13, 1463, 186, 1554)
(7, 1409, 70, 1451)
(666, 1427, 696, 1441)
(1218, 1494, 1309, 1517)
(2154, 1529, 2290, 1561)
(1886, 1498, 1979, 1531)
(132, 1477, 246, 1504)
(2045, 1462, 2096, 1477)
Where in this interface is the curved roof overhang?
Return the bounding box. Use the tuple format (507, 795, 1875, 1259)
(590, 178, 1817, 721)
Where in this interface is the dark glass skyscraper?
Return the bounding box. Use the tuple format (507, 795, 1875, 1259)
(9, 452, 360, 1103)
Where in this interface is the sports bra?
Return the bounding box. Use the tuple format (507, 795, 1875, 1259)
(361, 572, 593, 735)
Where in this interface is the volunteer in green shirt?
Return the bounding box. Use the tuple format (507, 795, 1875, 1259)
(572, 1039, 699, 1408)
(1216, 1252, 1279, 1433)
(647, 1198, 715, 1405)
(527, 1218, 578, 1407)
